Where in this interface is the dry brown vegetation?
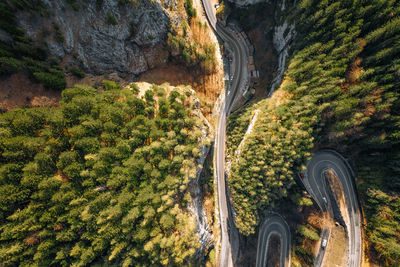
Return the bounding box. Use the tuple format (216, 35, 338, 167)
(0, 73, 60, 111)
(23, 233, 39, 246)
(247, 27, 278, 99)
(139, 10, 224, 120)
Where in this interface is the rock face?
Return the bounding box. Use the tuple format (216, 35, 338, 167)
(227, 0, 265, 7)
(268, 21, 295, 96)
(187, 88, 214, 258)
(268, 0, 296, 96)
(17, 0, 171, 76)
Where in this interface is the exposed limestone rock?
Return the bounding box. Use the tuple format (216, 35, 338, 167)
(268, 22, 295, 96)
(17, 0, 171, 77)
(187, 88, 214, 258)
(227, 0, 266, 7)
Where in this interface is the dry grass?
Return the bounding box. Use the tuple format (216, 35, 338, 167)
(190, 19, 212, 49)
(247, 27, 278, 99)
(326, 169, 344, 201)
(138, 63, 223, 121)
(307, 211, 324, 230)
(55, 169, 69, 183)
(30, 96, 59, 108)
(345, 57, 364, 84)
(53, 223, 63, 231)
(0, 73, 60, 111)
(24, 234, 39, 246)
(270, 89, 293, 106)
(138, 2, 224, 120)
(323, 224, 348, 267)
(326, 169, 350, 229)
(323, 169, 350, 267)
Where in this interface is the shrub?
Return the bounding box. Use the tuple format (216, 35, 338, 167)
(130, 83, 140, 94)
(297, 225, 319, 241)
(0, 48, 12, 57)
(52, 23, 64, 43)
(185, 0, 197, 19)
(106, 12, 118, 25)
(55, 32, 64, 43)
(129, 21, 138, 38)
(33, 72, 66, 91)
(66, 0, 80, 11)
(69, 66, 85, 78)
(0, 57, 23, 74)
(12, 42, 46, 60)
(102, 80, 121, 90)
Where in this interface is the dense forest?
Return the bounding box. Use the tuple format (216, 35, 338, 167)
(227, 0, 400, 264)
(0, 82, 210, 266)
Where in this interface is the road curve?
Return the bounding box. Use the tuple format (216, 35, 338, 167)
(200, 1, 248, 266)
(302, 150, 361, 267)
(256, 213, 291, 267)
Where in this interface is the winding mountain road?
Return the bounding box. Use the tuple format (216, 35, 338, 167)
(256, 213, 291, 267)
(200, 1, 248, 266)
(301, 150, 362, 267)
(202, 3, 362, 267)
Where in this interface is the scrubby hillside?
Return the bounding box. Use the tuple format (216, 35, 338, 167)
(0, 82, 212, 266)
(0, 0, 220, 109)
(227, 0, 400, 264)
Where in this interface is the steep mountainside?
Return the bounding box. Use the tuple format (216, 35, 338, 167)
(227, 0, 264, 7)
(1, 0, 222, 116)
(0, 81, 213, 266)
(17, 0, 170, 76)
(227, 0, 400, 265)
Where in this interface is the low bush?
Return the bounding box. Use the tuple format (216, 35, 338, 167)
(106, 12, 118, 25)
(185, 0, 197, 19)
(69, 66, 85, 78)
(0, 57, 23, 74)
(33, 72, 66, 90)
(102, 80, 121, 90)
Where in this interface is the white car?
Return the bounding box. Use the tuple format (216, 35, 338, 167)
(322, 197, 327, 204)
(321, 238, 327, 248)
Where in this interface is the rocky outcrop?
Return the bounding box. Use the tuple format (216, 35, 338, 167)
(187, 88, 214, 258)
(268, 21, 295, 96)
(227, 0, 265, 7)
(17, 0, 172, 77)
(267, 0, 296, 96)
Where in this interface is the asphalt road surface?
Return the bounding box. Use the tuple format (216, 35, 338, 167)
(201, 1, 249, 266)
(314, 228, 330, 267)
(301, 150, 361, 267)
(256, 213, 291, 267)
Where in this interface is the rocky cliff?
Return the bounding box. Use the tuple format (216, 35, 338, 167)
(227, 0, 265, 7)
(16, 0, 176, 77)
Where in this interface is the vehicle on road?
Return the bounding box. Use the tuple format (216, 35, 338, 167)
(299, 173, 304, 179)
(321, 238, 327, 248)
(201, 0, 249, 265)
(300, 151, 361, 267)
